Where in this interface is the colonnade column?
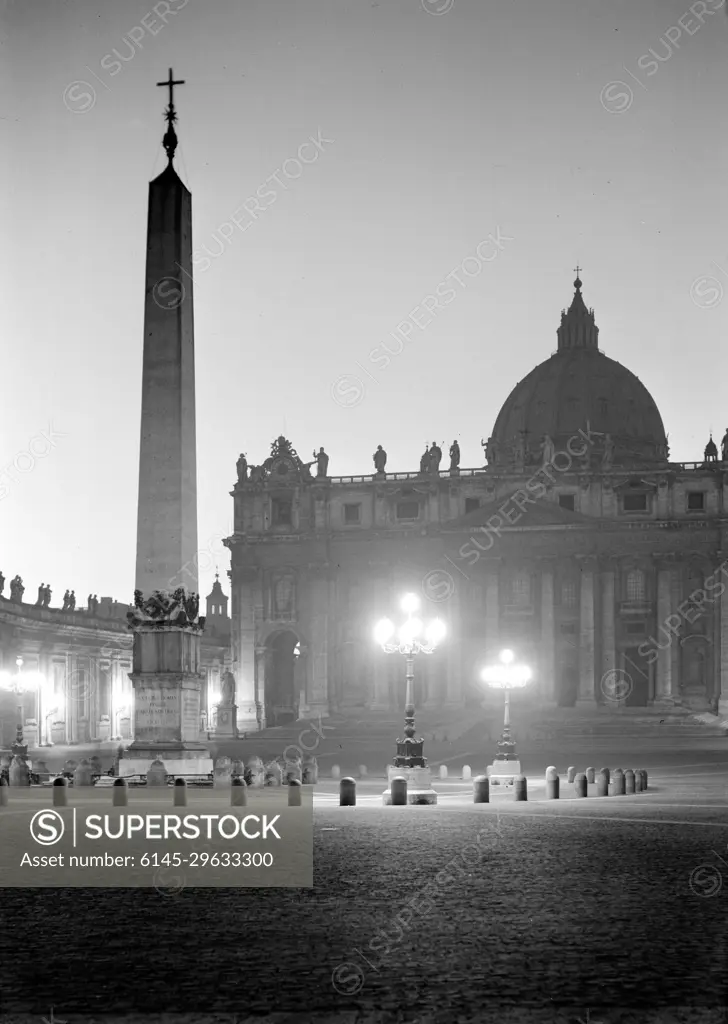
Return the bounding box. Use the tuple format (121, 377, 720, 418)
(254, 646, 267, 729)
(577, 556, 596, 703)
(65, 651, 78, 744)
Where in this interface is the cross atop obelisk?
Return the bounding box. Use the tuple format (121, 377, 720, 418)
(156, 68, 185, 163)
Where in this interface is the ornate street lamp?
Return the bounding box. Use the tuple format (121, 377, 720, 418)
(374, 592, 446, 805)
(481, 648, 532, 785)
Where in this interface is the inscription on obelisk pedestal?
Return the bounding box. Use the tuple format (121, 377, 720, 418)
(134, 688, 180, 744)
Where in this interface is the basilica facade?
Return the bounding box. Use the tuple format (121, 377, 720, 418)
(225, 277, 728, 727)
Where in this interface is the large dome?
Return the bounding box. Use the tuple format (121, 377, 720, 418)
(488, 277, 668, 468)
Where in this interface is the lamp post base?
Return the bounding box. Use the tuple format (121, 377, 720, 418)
(487, 759, 522, 785)
(382, 764, 438, 805)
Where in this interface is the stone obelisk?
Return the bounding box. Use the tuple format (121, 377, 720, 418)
(121, 70, 212, 778)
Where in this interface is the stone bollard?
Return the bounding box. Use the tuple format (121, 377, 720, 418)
(358, 765, 368, 779)
(288, 779, 303, 806)
(146, 760, 168, 787)
(231, 776, 247, 806)
(586, 767, 595, 784)
(112, 778, 128, 807)
(639, 769, 648, 791)
(74, 759, 94, 787)
(612, 769, 625, 796)
(624, 769, 635, 794)
(331, 765, 341, 781)
(473, 775, 489, 803)
(567, 766, 576, 783)
(546, 768, 559, 800)
(439, 765, 448, 780)
(514, 775, 527, 801)
(340, 777, 356, 806)
(53, 776, 68, 807)
(390, 777, 407, 806)
(302, 756, 319, 785)
(173, 777, 187, 806)
(462, 765, 472, 781)
(546, 765, 557, 776)
(596, 770, 609, 797)
(9, 756, 30, 787)
(600, 768, 610, 784)
(0, 776, 7, 806)
(608, 782, 616, 796)
(574, 773, 587, 798)
(264, 761, 282, 787)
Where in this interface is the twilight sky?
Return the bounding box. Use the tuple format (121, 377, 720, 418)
(2, 0, 727, 606)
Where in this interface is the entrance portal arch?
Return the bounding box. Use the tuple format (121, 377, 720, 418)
(264, 628, 304, 726)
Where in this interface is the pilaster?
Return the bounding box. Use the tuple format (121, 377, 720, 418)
(254, 646, 267, 729)
(484, 559, 501, 662)
(718, 551, 728, 715)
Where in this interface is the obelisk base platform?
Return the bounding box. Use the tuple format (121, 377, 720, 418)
(213, 704, 239, 739)
(119, 625, 213, 778)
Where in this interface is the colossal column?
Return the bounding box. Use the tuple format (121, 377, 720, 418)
(655, 558, 675, 702)
(483, 559, 500, 662)
(577, 556, 596, 703)
(122, 70, 211, 777)
(600, 558, 616, 701)
(539, 559, 556, 703)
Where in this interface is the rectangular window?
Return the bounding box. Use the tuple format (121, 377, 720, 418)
(560, 580, 577, 608)
(271, 499, 292, 526)
(687, 492, 705, 511)
(465, 497, 480, 514)
(343, 503, 361, 524)
(623, 493, 648, 512)
(396, 501, 420, 521)
(558, 494, 575, 511)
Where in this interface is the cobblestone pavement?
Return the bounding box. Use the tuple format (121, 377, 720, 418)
(1, 762, 727, 1023)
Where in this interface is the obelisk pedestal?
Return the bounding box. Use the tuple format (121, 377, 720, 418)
(121, 614, 212, 777)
